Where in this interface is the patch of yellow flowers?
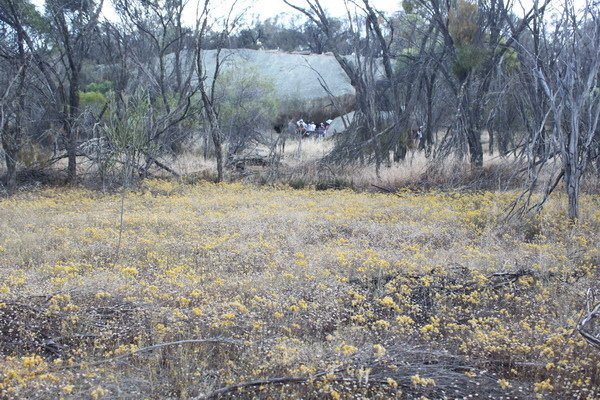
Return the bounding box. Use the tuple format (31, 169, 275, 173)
(0, 181, 597, 398)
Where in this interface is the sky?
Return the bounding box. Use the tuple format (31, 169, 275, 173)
(186, 0, 589, 20)
(244, 0, 400, 19)
(108, 0, 400, 25)
(31, 0, 401, 23)
(31, 0, 590, 26)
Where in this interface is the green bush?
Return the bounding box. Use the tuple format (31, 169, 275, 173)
(315, 178, 353, 191)
(288, 177, 307, 190)
(80, 91, 107, 108)
(85, 80, 113, 94)
(453, 45, 486, 81)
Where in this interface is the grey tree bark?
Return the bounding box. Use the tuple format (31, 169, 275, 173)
(46, 0, 104, 183)
(515, 0, 600, 219)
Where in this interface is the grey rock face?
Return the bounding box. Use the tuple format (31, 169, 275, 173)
(198, 49, 356, 127)
(200, 49, 354, 100)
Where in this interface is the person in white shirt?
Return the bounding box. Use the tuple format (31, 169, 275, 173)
(296, 119, 306, 136)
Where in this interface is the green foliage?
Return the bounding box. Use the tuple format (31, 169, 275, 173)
(99, 92, 158, 183)
(395, 47, 419, 74)
(45, 0, 97, 14)
(215, 66, 279, 152)
(80, 82, 112, 113)
(104, 92, 151, 154)
(80, 90, 107, 107)
(448, 0, 479, 48)
(288, 177, 307, 190)
(502, 47, 520, 74)
(447, 0, 486, 81)
(217, 67, 278, 124)
(1, 0, 49, 33)
(17, 143, 53, 167)
(85, 80, 113, 94)
(452, 45, 486, 81)
(402, 0, 415, 14)
(315, 178, 353, 191)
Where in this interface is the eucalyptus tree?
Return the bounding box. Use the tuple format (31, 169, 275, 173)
(43, 0, 104, 182)
(411, 0, 550, 167)
(515, 0, 600, 219)
(391, 9, 447, 158)
(112, 0, 198, 176)
(217, 67, 278, 159)
(193, 0, 247, 182)
(283, 0, 411, 174)
(0, 0, 37, 188)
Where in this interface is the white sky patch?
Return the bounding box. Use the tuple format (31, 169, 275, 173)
(32, 0, 591, 27)
(246, 0, 400, 19)
(32, 0, 401, 25)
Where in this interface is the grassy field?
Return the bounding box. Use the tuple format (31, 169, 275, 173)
(0, 181, 599, 399)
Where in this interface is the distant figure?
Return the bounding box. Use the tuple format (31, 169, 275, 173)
(416, 126, 424, 148)
(296, 118, 307, 137)
(316, 123, 326, 139)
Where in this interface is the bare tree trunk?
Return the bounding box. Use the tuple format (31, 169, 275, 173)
(468, 134, 483, 167)
(514, 0, 599, 219)
(67, 66, 79, 182)
(0, 20, 28, 191)
(374, 142, 381, 178)
(565, 105, 582, 219)
(66, 126, 77, 182)
(194, 0, 241, 183)
(565, 168, 579, 219)
(48, 0, 102, 183)
(203, 133, 209, 161)
(1, 131, 17, 189)
(212, 129, 224, 182)
(464, 84, 484, 167)
(4, 153, 17, 188)
(498, 130, 509, 156)
(423, 74, 435, 156)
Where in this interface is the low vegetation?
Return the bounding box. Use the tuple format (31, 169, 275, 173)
(1, 181, 598, 398)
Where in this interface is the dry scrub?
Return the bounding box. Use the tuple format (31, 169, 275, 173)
(0, 181, 599, 399)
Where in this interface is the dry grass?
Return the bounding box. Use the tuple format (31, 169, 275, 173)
(268, 145, 527, 193)
(170, 153, 217, 179)
(0, 180, 599, 399)
(283, 137, 335, 164)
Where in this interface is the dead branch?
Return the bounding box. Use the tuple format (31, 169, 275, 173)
(86, 338, 243, 368)
(196, 370, 399, 400)
(150, 157, 180, 177)
(370, 183, 406, 197)
(577, 289, 600, 349)
(0, 337, 246, 380)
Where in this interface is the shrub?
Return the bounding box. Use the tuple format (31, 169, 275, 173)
(315, 177, 353, 191)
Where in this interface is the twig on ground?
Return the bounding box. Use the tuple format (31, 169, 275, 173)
(152, 158, 180, 177)
(196, 370, 400, 400)
(577, 289, 600, 349)
(370, 183, 401, 196)
(87, 338, 244, 368)
(46, 338, 245, 374)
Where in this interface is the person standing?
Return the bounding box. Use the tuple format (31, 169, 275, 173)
(296, 119, 306, 137)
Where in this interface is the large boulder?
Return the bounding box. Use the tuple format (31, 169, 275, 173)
(326, 111, 355, 136)
(199, 49, 356, 129)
